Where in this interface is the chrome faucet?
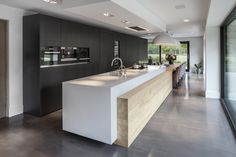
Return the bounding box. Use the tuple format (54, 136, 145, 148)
(111, 57, 126, 76)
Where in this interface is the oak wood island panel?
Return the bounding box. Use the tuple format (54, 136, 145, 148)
(116, 70, 173, 147)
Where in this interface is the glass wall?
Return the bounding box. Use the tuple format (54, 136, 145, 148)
(148, 43, 160, 63)
(160, 45, 178, 63)
(148, 42, 189, 71)
(222, 17, 236, 128)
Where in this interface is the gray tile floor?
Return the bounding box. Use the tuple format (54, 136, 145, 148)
(0, 73, 235, 157)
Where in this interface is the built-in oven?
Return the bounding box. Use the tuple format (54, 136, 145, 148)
(40, 46, 90, 68)
(61, 47, 78, 62)
(40, 46, 60, 66)
(78, 48, 90, 62)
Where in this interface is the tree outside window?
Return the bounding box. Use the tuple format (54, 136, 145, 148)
(148, 42, 188, 65)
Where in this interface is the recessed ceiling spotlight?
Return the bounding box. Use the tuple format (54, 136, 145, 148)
(103, 12, 114, 17)
(121, 20, 130, 24)
(43, 0, 61, 4)
(184, 19, 190, 22)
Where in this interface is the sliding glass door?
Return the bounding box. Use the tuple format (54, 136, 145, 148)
(178, 42, 190, 71)
(221, 7, 236, 131)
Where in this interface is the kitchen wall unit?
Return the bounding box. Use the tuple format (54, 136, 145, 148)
(23, 14, 147, 116)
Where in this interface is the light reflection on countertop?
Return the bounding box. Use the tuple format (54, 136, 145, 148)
(69, 80, 106, 86)
(64, 65, 166, 88)
(90, 75, 120, 81)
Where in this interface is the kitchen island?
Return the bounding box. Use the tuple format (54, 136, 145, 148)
(63, 65, 172, 146)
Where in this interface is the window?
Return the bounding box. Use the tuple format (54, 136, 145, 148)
(161, 45, 179, 63)
(148, 42, 190, 71)
(148, 43, 160, 63)
(221, 7, 236, 131)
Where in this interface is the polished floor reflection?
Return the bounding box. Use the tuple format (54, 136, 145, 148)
(0, 73, 236, 157)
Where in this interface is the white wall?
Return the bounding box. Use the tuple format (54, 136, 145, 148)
(205, 27, 221, 99)
(175, 37, 204, 73)
(0, 4, 25, 117)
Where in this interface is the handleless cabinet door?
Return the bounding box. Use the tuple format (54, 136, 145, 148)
(61, 21, 78, 46)
(99, 30, 114, 73)
(139, 38, 148, 60)
(124, 36, 140, 67)
(61, 21, 92, 47)
(40, 15, 61, 46)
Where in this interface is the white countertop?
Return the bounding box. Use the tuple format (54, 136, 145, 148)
(64, 65, 165, 88)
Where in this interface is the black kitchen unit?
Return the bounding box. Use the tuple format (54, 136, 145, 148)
(23, 14, 147, 116)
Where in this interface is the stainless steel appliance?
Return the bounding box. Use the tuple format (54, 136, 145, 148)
(40, 46, 90, 68)
(40, 46, 60, 66)
(61, 47, 78, 62)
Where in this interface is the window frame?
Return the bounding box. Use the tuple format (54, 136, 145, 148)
(220, 6, 236, 133)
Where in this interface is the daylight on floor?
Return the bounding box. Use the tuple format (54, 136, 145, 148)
(0, 0, 235, 157)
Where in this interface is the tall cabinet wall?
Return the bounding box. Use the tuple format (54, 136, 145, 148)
(23, 14, 147, 116)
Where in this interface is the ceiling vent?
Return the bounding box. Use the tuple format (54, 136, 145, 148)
(175, 4, 186, 10)
(126, 26, 148, 32)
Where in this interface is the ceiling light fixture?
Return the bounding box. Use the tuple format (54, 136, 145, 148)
(153, 32, 180, 46)
(103, 12, 114, 17)
(184, 19, 190, 22)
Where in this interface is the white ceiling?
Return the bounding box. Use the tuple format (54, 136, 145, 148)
(0, 0, 210, 38)
(167, 21, 206, 38)
(65, 0, 164, 34)
(137, 0, 209, 25)
(138, 0, 210, 39)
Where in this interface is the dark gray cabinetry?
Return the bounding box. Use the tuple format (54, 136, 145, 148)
(123, 35, 140, 66)
(23, 14, 147, 116)
(61, 21, 78, 46)
(99, 29, 115, 73)
(23, 15, 40, 115)
(139, 38, 148, 61)
(40, 15, 61, 46)
(61, 20, 96, 47)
